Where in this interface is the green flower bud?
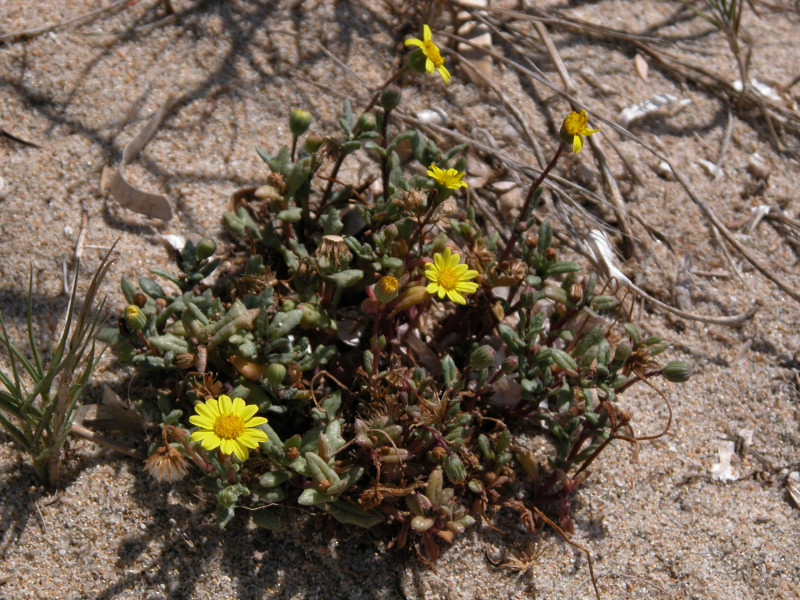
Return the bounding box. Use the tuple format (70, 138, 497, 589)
(500, 356, 518, 374)
(469, 345, 495, 370)
(663, 360, 693, 383)
(196, 237, 216, 260)
(356, 112, 377, 132)
(123, 305, 147, 333)
(443, 454, 466, 484)
(613, 342, 632, 363)
(266, 363, 287, 387)
(304, 132, 324, 153)
(380, 86, 402, 112)
(289, 108, 312, 137)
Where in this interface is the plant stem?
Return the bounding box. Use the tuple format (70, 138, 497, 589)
(497, 142, 566, 265)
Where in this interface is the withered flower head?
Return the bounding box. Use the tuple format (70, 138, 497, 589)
(266, 172, 286, 195)
(319, 137, 342, 162)
(502, 259, 529, 284)
(394, 189, 426, 212)
(466, 241, 495, 274)
(188, 373, 223, 400)
(315, 234, 353, 272)
(144, 445, 189, 482)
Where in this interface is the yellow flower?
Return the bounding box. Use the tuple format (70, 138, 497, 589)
(189, 395, 268, 461)
(427, 163, 468, 190)
(404, 24, 451, 85)
(560, 110, 600, 153)
(424, 248, 479, 305)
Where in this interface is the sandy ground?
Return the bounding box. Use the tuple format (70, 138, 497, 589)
(1, 1, 800, 598)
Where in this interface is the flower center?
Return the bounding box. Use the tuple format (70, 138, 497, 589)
(380, 276, 399, 293)
(214, 414, 245, 440)
(436, 267, 460, 291)
(564, 112, 587, 135)
(423, 41, 444, 67)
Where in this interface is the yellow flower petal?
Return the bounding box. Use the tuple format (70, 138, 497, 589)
(189, 414, 215, 429)
(573, 135, 582, 153)
(218, 395, 232, 414)
(426, 281, 440, 294)
(446, 290, 466, 304)
(243, 416, 268, 428)
(231, 441, 249, 461)
(195, 401, 218, 420)
(423, 24, 432, 41)
(404, 38, 424, 48)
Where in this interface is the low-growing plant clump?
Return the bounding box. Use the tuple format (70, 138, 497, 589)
(95, 24, 691, 563)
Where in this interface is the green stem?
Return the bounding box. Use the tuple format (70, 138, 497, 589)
(497, 142, 566, 265)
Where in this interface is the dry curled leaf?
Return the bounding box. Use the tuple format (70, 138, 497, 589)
(109, 96, 175, 220)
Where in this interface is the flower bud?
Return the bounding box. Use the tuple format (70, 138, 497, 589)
(380, 86, 402, 112)
(613, 342, 632, 363)
(443, 454, 466, 484)
(500, 356, 518, 374)
(469, 345, 495, 370)
(662, 360, 693, 383)
(133, 292, 147, 308)
(123, 305, 147, 333)
(374, 276, 400, 304)
(356, 112, 377, 132)
(304, 132, 324, 153)
(196, 237, 216, 260)
(381, 223, 398, 241)
(289, 108, 312, 137)
(267, 363, 287, 387)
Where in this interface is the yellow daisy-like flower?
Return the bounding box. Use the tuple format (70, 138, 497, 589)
(427, 163, 468, 190)
(404, 24, 451, 85)
(424, 248, 479, 305)
(189, 395, 268, 461)
(560, 110, 600, 153)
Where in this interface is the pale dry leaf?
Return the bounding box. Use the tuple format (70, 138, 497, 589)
(710, 440, 736, 482)
(109, 96, 176, 220)
(787, 472, 800, 510)
(585, 229, 632, 287)
(633, 53, 648, 82)
(618, 94, 691, 127)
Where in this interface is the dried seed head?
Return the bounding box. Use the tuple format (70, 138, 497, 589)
(315, 234, 353, 272)
(144, 444, 189, 482)
(395, 189, 426, 212)
(266, 172, 286, 195)
(176, 353, 195, 370)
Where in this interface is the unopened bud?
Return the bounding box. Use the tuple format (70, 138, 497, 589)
(500, 356, 518, 374)
(289, 108, 312, 137)
(443, 454, 466, 484)
(380, 86, 402, 112)
(374, 276, 400, 304)
(356, 112, 377, 132)
(196, 237, 217, 260)
(123, 305, 147, 333)
(662, 360, 693, 383)
(469, 345, 495, 370)
(266, 363, 287, 387)
(304, 132, 324, 153)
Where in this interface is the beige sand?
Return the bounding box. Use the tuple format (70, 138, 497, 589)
(1, 1, 799, 598)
